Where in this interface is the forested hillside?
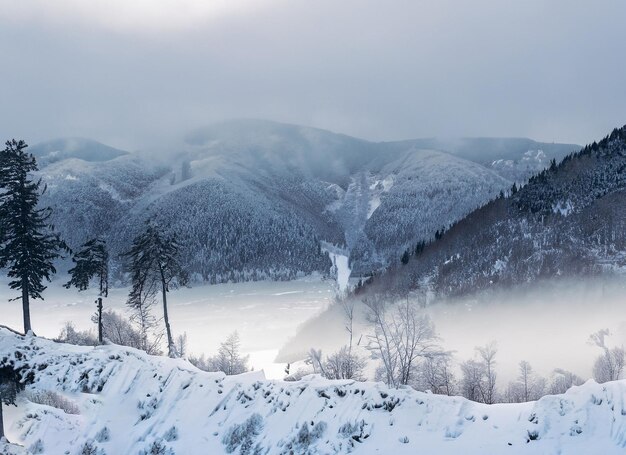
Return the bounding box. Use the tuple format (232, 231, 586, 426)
(32, 120, 576, 283)
(364, 125, 626, 298)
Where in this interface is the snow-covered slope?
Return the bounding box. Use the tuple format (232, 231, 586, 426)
(391, 137, 579, 182)
(363, 125, 626, 299)
(2, 328, 626, 454)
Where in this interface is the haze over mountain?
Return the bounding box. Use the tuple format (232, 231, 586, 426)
(33, 119, 578, 282)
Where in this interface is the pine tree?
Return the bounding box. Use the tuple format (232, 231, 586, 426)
(124, 223, 188, 357)
(0, 365, 23, 441)
(400, 249, 410, 265)
(0, 139, 66, 334)
(64, 238, 109, 343)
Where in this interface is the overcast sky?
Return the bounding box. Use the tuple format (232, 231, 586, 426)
(1, 0, 625, 151)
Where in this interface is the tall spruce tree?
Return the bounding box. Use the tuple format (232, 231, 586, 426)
(125, 223, 188, 357)
(0, 139, 66, 334)
(64, 238, 109, 343)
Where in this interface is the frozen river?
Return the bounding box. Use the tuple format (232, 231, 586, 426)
(0, 276, 335, 379)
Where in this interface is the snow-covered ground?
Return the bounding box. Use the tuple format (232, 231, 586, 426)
(2, 328, 626, 455)
(0, 276, 334, 379)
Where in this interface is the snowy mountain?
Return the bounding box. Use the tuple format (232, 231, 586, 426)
(2, 328, 626, 455)
(363, 125, 626, 298)
(387, 137, 578, 183)
(32, 120, 575, 282)
(28, 138, 129, 167)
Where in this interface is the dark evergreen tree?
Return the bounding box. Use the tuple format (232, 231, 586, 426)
(0, 139, 66, 334)
(400, 249, 410, 265)
(64, 238, 109, 343)
(0, 365, 23, 441)
(124, 223, 188, 357)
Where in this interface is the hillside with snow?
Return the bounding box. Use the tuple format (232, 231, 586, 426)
(362, 125, 626, 298)
(2, 328, 626, 455)
(32, 120, 575, 282)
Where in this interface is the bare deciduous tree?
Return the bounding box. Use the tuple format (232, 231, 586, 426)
(589, 329, 625, 383)
(189, 332, 249, 375)
(548, 368, 584, 395)
(460, 342, 498, 403)
(476, 342, 498, 404)
(506, 360, 546, 403)
(364, 296, 441, 388)
(419, 354, 456, 396)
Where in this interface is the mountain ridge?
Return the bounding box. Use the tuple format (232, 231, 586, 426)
(360, 124, 626, 299)
(29, 120, 578, 282)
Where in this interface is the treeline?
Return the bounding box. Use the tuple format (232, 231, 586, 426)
(297, 296, 623, 403)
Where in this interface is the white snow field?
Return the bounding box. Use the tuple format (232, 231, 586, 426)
(1, 328, 626, 455)
(0, 277, 334, 379)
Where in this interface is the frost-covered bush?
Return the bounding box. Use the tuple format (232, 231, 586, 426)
(164, 426, 179, 442)
(95, 427, 110, 443)
(285, 421, 327, 453)
(28, 439, 44, 454)
(189, 332, 249, 375)
(284, 367, 314, 382)
(548, 369, 584, 395)
(56, 322, 98, 346)
(77, 440, 104, 455)
(338, 420, 370, 443)
(222, 413, 264, 454)
(323, 346, 367, 381)
(142, 439, 174, 455)
(26, 390, 80, 415)
(55, 311, 152, 354)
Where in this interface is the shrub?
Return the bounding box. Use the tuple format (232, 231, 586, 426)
(26, 389, 80, 415)
(222, 413, 264, 454)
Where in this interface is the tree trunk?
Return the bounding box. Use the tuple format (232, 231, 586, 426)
(161, 278, 174, 358)
(0, 401, 5, 441)
(21, 276, 31, 334)
(97, 297, 103, 344)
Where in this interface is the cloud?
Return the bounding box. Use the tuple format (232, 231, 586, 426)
(0, 0, 625, 150)
(0, 0, 274, 32)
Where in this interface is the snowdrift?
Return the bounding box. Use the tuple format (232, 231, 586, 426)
(1, 327, 626, 454)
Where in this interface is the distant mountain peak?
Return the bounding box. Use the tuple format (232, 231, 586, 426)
(29, 137, 129, 166)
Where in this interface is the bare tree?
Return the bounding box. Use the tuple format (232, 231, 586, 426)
(476, 342, 498, 404)
(506, 360, 546, 402)
(419, 354, 456, 396)
(548, 368, 584, 394)
(324, 346, 367, 380)
(216, 332, 249, 375)
(364, 296, 441, 387)
(189, 332, 249, 375)
(589, 329, 625, 383)
(341, 299, 356, 354)
(460, 359, 484, 402)
(173, 332, 188, 358)
(307, 348, 328, 377)
(460, 342, 498, 403)
(309, 298, 369, 381)
(363, 296, 398, 387)
(519, 360, 532, 402)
